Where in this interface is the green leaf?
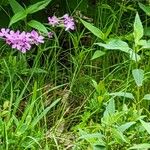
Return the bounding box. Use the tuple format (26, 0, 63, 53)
(28, 20, 48, 33)
(141, 40, 150, 49)
(31, 98, 61, 127)
(132, 69, 144, 87)
(8, 0, 24, 14)
(118, 122, 136, 133)
(134, 12, 143, 45)
(26, 0, 52, 14)
(103, 98, 115, 119)
(95, 39, 130, 53)
(139, 2, 150, 16)
(109, 92, 134, 99)
(143, 94, 150, 100)
(129, 143, 150, 149)
(91, 50, 105, 60)
(80, 18, 104, 40)
(129, 50, 141, 62)
(140, 120, 150, 134)
(93, 144, 106, 150)
(112, 128, 128, 143)
(9, 10, 27, 26)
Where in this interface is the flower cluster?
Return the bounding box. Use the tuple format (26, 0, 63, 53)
(0, 28, 44, 53)
(48, 14, 75, 31)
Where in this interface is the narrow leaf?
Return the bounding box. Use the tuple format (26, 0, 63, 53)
(118, 122, 136, 133)
(91, 50, 105, 60)
(109, 92, 134, 99)
(103, 98, 115, 119)
(129, 143, 150, 149)
(31, 98, 60, 127)
(26, 0, 52, 14)
(132, 69, 144, 87)
(139, 3, 150, 16)
(80, 18, 104, 40)
(9, 10, 27, 27)
(112, 128, 128, 143)
(28, 20, 48, 33)
(140, 120, 150, 134)
(134, 13, 143, 44)
(8, 0, 24, 14)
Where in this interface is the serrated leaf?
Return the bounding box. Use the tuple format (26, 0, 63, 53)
(8, 0, 24, 14)
(80, 18, 104, 40)
(91, 50, 105, 60)
(9, 10, 27, 27)
(134, 13, 143, 45)
(129, 143, 150, 149)
(28, 20, 48, 33)
(26, 0, 52, 14)
(109, 92, 135, 99)
(140, 120, 150, 134)
(139, 2, 150, 16)
(95, 39, 130, 53)
(143, 94, 150, 100)
(132, 69, 144, 87)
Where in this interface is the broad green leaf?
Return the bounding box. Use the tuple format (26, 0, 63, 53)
(134, 13, 143, 45)
(8, 0, 24, 14)
(28, 20, 48, 33)
(118, 122, 136, 133)
(129, 143, 150, 149)
(140, 120, 150, 134)
(109, 92, 134, 99)
(9, 10, 27, 26)
(95, 39, 130, 53)
(31, 98, 60, 127)
(139, 3, 150, 16)
(143, 94, 150, 100)
(80, 18, 104, 40)
(26, 0, 52, 14)
(91, 50, 105, 60)
(132, 69, 144, 87)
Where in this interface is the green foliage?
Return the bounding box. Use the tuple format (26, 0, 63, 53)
(0, 0, 150, 149)
(9, 0, 52, 27)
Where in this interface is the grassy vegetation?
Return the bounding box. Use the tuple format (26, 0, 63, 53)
(0, 0, 150, 149)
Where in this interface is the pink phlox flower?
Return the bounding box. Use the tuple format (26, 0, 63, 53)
(0, 28, 10, 37)
(63, 14, 75, 31)
(30, 30, 44, 45)
(48, 16, 59, 27)
(5, 30, 32, 53)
